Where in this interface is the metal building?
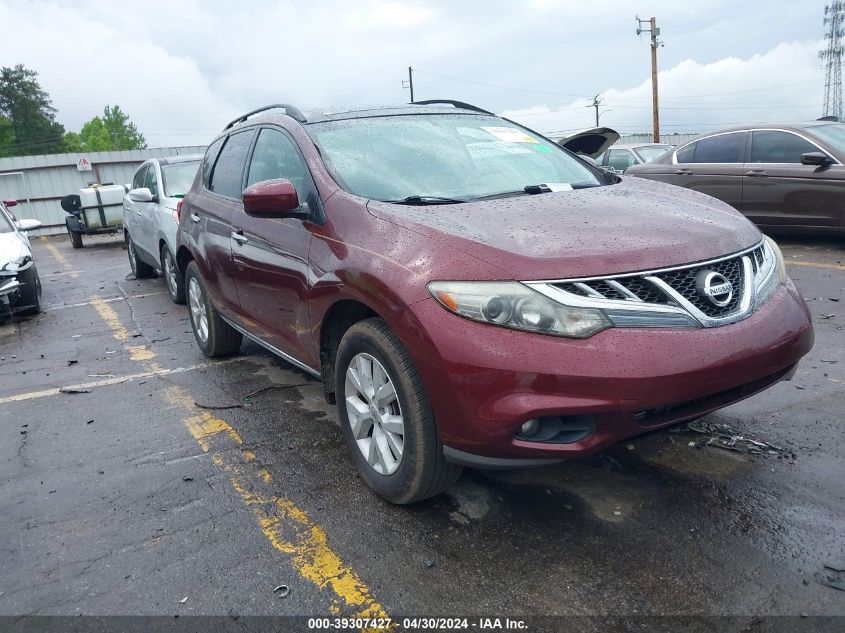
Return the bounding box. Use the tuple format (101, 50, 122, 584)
(0, 146, 205, 236)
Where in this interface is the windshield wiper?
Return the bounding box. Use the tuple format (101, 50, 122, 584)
(388, 195, 466, 205)
(471, 185, 553, 201)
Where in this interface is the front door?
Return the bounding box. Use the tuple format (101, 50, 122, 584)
(741, 130, 845, 227)
(232, 126, 317, 367)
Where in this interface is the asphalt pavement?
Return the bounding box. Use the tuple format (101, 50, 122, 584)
(1, 233, 843, 631)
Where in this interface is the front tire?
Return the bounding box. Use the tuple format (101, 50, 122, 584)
(17, 265, 42, 316)
(126, 233, 155, 278)
(161, 245, 185, 304)
(185, 261, 242, 357)
(335, 318, 462, 504)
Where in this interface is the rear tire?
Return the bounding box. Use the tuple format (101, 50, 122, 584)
(69, 229, 83, 249)
(126, 233, 154, 278)
(17, 265, 42, 316)
(335, 318, 462, 504)
(185, 261, 242, 357)
(161, 245, 185, 304)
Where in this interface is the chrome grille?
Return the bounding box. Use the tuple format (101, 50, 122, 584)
(541, 242, 769, 328)
(656, 256, 744, 317)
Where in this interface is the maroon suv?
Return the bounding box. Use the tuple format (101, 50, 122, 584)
(176, 101, 813, 504)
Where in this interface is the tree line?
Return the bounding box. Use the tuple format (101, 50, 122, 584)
(0, 64, 146, 158)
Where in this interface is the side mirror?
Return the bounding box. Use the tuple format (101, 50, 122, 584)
(17, 218, 42, 232)
(129, 187, 154, 203)
(3, 199, 17, 208)
(243, 179, 309, 219)
(801, 152, 833, 167)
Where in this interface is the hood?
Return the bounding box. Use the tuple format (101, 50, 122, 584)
(367, 177, 762, 280)
(556, 127, 620, 158)
(0, 232, 28, 268)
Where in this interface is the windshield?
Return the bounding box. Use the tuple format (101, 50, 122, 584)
(308, 114, 602, 201)
(0, 207, 13, 234)
(634, 145, 671, 163)
(161, 161, 200, 197)
(805, 123, 845, 156)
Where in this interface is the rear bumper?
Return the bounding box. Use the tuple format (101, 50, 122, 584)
(401, 279, 813, 462)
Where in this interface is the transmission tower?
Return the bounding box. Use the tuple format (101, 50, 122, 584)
(821, 2, 845, 120)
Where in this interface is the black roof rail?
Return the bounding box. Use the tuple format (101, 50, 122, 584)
(223, 104, 307, 130)
(413, 100, 493, 115)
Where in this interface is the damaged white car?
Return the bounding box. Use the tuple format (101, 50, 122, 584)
(1, 200, 42, 319)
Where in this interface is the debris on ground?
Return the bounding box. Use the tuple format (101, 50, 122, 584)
(423, 559, 435, 568)
(179, 596, 188, 604)
(193, 402, 243, 410)
(228, 607, 240, 621)
(816, 562, 845, 591)
(671, 420, 796, 460)
(67, 359, 77, 366)
(182, 476, 193, 482)
(59, 387, 92, 394)
(273, 584, 290, 598)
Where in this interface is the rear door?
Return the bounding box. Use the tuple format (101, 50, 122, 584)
(741, 129, 845, 227)
(231, 126, 318, 367)
(669, 132, 747, 209)
(137, 164, 161, 259)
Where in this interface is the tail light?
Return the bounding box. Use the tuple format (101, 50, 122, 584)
(175, 199, 183, 222)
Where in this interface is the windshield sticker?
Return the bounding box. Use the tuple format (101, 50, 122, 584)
(532, 144, 554, 153)
(545, 183, 573, 192)
(481, 127, 540, 144)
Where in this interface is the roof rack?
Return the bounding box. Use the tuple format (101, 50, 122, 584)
(413, 100, 493, 115)
(223, 104, 307, 130)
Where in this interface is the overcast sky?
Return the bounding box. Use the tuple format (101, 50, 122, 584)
(0, 0, 832, 146)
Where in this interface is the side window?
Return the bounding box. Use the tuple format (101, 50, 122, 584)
(202, 136, 226, 188)
(675, 142, 696, 163)
(246, 128, 308, 194)
(132, 165, 147, 190)
(690, 133, 745, 163)
(209, 131, 255, 200)
(594, 152, 605, 165)
(143, 165, 159, 197)
(750, 131, 819, 164)
(607, 149, 637, 171)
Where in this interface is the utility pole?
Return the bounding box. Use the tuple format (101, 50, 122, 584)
(590, 94, 602, 127)
(820, 2, 844, 120)
(636, 16, 663, 142)
(402, 66, 415, 103)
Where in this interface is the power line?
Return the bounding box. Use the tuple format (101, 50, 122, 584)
(414, 69, 589, 98)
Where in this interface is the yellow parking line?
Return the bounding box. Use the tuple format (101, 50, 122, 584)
(44, 243, 79, 278)
(786, 260, 845, 271)
(87, 285, 390, 622)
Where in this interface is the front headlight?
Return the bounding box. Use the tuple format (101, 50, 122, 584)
(427, 281, 611, 338)
(754, 236, 786, 307)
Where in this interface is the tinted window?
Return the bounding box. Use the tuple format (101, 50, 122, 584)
(634, 145, 671, 163)
(209, 131, 254, 199)
(202, 136, 226, 188)
(143, 165, 159, 197)
(750, 131, 819, 163)
(607, 149, 637, 171)
(690, 133, 745, 163)
(308, 114, 600, 201)
(804, 123, 845, 155)
(246, 128, 308, 194)
(675, 143, 696, 163)
(162, 161, 200, 197)
(132, 165, 147, 190)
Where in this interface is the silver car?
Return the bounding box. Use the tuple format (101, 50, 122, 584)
(123, 155, 202, 303)
(593, 143, 673, 173)
(1, 200, 43, 319)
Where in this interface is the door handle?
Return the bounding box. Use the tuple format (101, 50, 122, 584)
(190, 213, 200, 223)
(231, 230, 248, 245)
(745, 169, 768, 177)
(674, 168, 692, 175)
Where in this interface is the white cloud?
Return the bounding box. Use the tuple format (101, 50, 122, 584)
(502, 40, 826, 139)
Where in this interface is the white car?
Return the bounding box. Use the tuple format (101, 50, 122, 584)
(123, 155, 202, 304)
(0, 200, 42, 319)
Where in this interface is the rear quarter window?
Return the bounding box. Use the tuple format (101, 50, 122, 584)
(202, 137, 226, 189)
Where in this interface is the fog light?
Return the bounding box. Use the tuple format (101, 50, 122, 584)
(520, 418, 540, 437)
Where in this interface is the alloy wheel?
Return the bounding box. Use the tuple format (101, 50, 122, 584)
(164, 250, 178, 298)
(188, 277, 208, 343)
(344, 353, 404, 475)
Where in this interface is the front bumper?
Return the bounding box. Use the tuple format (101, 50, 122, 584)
(401, 279, 814, 463)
